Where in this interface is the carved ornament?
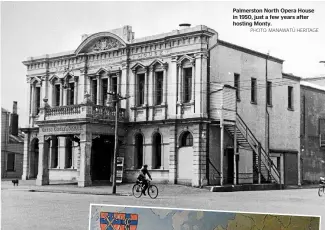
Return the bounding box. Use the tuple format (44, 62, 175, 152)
(92, 37, 122, 52)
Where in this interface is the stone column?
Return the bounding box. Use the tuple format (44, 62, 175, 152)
(121, 63, 128, 109)
(78, 132, 92, 187)
(168, 57, 177, 118)
(60, 79, 64, 106)
(79, 68, 87, 104)
(162, 64, 168, 105)
(22, 132, 30, 180)
(36, 136, 50, 186)
(148, 67, 154, 106)
(190, 60, 195, 103)
(31, 83, 37, 115)
(144, 68, 148, 106)
(58, 136, 66, 169)
(195, 54, 202, 115)
(132, 70, 137, 107)
(177, 64, 182, 103)
(27, 83, 32, 119)
(74, 76, 79, 105)
(96, 75, 101, 105)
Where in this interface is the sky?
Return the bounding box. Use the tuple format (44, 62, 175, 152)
(1, 1, 325, 127)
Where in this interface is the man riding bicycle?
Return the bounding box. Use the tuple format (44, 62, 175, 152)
(137, 164, 152, 196)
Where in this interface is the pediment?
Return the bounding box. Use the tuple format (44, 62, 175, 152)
(75, 32, 127, 54)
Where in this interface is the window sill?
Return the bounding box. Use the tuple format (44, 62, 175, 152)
(236, 99, 241, 102)
(287, 107, 294, 111)
(6, 170, 15, 172)
(149, 104, 167, 109)
(177, 101, 194, 106)
(49, 168, 77, 171)
(250, 101, 257, 105)
(267, 104, 273, 108)
(131, 105, 147, 110)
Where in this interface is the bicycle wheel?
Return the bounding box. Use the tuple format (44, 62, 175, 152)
(132, 184, 143, 198)
(318, 186, 324, 197)
(148, 185, 158, 199)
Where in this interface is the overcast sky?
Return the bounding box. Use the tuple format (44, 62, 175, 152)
(1, 1, 324, 127)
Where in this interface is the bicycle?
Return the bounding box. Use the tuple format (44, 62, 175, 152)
(132, 179, 158, 199)
(318, 177, 325, 197)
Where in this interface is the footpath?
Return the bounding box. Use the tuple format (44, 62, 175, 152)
(1, 179, 209, 196)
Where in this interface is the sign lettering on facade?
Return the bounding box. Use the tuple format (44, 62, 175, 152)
(130, 50, 170, 60)
(41, 125, 83, 133)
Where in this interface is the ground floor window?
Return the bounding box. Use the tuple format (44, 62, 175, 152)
(135, 134, 144, 169)
(181, 131, 193, 147)
(7, 153, 15, 171)
(153, 133, 162, 169)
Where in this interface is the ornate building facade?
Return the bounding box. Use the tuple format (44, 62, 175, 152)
(22, 24, 301, 187)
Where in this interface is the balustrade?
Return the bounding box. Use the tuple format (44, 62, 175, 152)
(44, 104, 126, 120)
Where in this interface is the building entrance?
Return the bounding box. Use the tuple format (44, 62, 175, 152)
(91, 136, 114, 181)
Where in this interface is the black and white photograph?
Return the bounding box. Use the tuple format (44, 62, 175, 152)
(1, 1, 325, 229)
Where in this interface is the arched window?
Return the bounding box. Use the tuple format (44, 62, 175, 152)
(181, 131, 193, 147)
(152, 133, 162, 169)
(135, 134, 144, 169)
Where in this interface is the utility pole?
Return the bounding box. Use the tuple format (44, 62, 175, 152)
(107, 91, 129, 194)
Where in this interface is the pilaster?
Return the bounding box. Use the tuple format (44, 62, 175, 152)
(74, 76, 79, 105)
(168, 57, 177, 118)
(78, 132, 92, 187)
(36, 135, 50, 186)
(22, 132, 31, 180)
(168, 126, 177, 184)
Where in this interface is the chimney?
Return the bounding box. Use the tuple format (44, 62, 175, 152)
(10, 101, 19, 136)
(179, 23, 191, 30)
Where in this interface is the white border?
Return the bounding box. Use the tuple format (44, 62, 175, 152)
(88, 203, 321, 230)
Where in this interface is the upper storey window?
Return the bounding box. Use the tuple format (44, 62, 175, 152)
(183, 67, 192, 103)
(137, 74, 145, 106)
(67, 82, 75, 106)
(251, 78, 257, 104)
(155, 71, 163, 105)
(288, 86, 294, 110)
(35, 87, 41, 115)
(54, 84, 60, 106)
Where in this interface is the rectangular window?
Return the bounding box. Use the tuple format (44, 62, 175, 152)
(55, 84, 60, 106)
(7, 153, 15, 171)
(184, 68, 192, 103)
(67, 83, 74, 105)
(35, 87, 41, 114)
(234, 73, 240, 100)
(102, 79, 108, 106)
(251, 78, 257, 103)
(137, 74, 145, 105)
(111, 77, 118, 94)
(288, 86, 293, 110)
(92, 79, 97, 104)
(155, 72, 163, 105)
(267, 81, 272, 106)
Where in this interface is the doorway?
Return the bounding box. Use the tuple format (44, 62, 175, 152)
(91, 136, 114, 181)
(30, 138, 39, 179)
(227, 148, 238, 184)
